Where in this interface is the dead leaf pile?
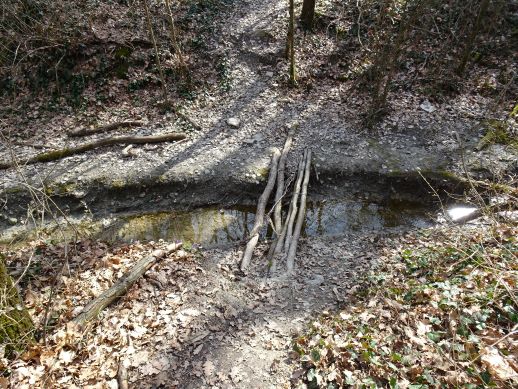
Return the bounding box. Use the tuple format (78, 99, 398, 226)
(291, 225, 518, 388)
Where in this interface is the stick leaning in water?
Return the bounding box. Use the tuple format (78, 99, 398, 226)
(286, 149, 311, 273)
(240, 149, 281, 272)
(0, 132, 187, 170)
(273, 131, 293, 233)
(72, 243, 181, 327)
(268, 154, 305, 273)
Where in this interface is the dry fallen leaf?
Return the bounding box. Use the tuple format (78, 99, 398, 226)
(480, 347, 518, 381)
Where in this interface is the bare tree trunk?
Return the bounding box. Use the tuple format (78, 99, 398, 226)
(288, 0, 297, 85)
(456, 0, 490, 76)
(143, 0, 168, 102)
(300, 0, 316, 30)
(0, 254, 34, 356)
(367, 0, 422, 125)
(240, 149, 281, 271)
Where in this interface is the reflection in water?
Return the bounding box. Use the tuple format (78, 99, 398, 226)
(100, 199, 432, 246)
(446, 206, 478, 222)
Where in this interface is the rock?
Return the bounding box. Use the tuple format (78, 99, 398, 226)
(306, 274, 325, 286)
(419, 100, 436, 113)
(227, 117, 241, 128)
(7, 217, 18, 225)
(265, 71, 274, 77)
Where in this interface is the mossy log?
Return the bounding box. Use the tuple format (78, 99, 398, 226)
(0, 132, 187, 170)
(0, 254, 34, 356)
(72, 243, 181, 327)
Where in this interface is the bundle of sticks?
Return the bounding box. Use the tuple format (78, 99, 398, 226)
(240, 132, 312, 274)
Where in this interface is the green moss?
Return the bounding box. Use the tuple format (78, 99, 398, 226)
(0, 253, 34, 357)
(255, 167, 270, 180)
(35, 149, 71, 162)
(43, 182, 78, 196)
(110, 179, 126, 189)
(476, 119, 518, 151)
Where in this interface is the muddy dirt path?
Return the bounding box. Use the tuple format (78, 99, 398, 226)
(130, 233, 385, 388)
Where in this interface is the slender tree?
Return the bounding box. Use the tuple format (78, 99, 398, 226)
(164, 0, 189, 81)
(300, 0, 316, 30)
(142, 0, 168, 102)
(288, 0, 297, 85)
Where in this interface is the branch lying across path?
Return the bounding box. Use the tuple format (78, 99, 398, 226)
(240, 148, 281, 272)
(286, 149, 311, 274)
(0, 132, 187, 170)
(73, 243, 181, 327)
(69, 121, 144, 137)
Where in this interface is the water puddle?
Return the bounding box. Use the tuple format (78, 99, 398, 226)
(96, 198, 433, 246)
(1, 198, 435, 247)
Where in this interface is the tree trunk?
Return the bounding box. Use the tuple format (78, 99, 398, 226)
(0, 254, 34, 356)
(300, 0, 316, 30)
(288, 0, 297, 85)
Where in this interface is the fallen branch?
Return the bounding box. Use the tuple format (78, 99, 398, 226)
(283, 150, 307, 253)
(0, 132, 187, 170)
(286, 149, 311, 273)
(268, 155, 305, 273)
(69, 121, 144, 137)
(73, 243, 181, 326)
(240, 149, 281, 271)
(273, 131, 293, 233)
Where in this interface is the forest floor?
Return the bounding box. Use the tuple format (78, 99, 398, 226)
(1, 0, 517, 388)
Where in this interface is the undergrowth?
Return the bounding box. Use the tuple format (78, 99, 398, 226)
(292, 224, 518, 388)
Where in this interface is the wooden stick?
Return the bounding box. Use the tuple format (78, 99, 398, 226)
(268, 155, 304, 273)
(72, 243, 181, 326)
(273, 131, 293, 233)
(117, 363, 129, 389)
(286, 149, 311, 274)
(240, 149, 281, 271)
(69, 121, 144, 137)
(283, 150, 307, 253)
(0, 132, 187, 170)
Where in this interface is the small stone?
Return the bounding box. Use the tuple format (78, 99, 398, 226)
(265, 71, 274, 77)
(227, 117, 241, 128)
(7, 217, 18, 225)
(306, 274, 325, 286)
(420, 100, 436, 113)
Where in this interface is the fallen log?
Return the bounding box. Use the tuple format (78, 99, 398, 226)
(0, 132, 187, 170)
(273, 132, 293, 233)
(72, 243, 181, 326)
(240, 149, 281, 271)
(69, 121, 144, 137)
(286, 149, 311, 274)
